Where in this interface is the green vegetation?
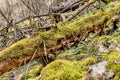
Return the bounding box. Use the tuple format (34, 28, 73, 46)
(102, 52, 120, 79)
(0, 2, 120, 61)
(40, 51, 120, 79)
(40, 57, 97, 80)
(20, 64, 43, 80)
(1, 0, 120, 80)
(0, 36, 42, 60)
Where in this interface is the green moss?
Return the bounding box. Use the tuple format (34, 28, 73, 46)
(112, 35, 120, 43)
(20, 64, 43, 80)
(41, 60, 84, 80)
(0, 77, 7, 80)
(0, 2, 120, 60)
(83, 57, 97, 65)
(103, 52, 120, 60)
(103, 52, 120, 78)
(57, 52, 73, 59)
(41, 57, 97, 80)
(0, 36, 42, 60)
(27, 77, 39, 80)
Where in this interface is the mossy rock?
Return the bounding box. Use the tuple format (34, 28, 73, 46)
(20, 64, 43, 80)
(40, 57, 97, 80)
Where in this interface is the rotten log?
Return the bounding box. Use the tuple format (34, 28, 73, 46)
(0, 2, 120, 75)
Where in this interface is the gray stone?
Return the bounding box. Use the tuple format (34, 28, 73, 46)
(98, 45, 109, 53)
(89, 61, 108, 78)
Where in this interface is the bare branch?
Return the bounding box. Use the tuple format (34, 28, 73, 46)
(67, 0, 96, 21)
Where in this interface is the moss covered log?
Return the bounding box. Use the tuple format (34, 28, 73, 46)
(0, 1, 120, 75)
(0, 2, 120, 60)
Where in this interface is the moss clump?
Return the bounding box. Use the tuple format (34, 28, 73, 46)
(112, 35, 120, 43)
(103, 52, 120, 78)
(20, 64, 43, 80)
(0, 36, 42, 60)
(0, 77, 7, 80)
(40, 57, 97, 80)
(27, 77, 39, 80)
(57, 52, 73, 59)
(41, 60, 84, 80)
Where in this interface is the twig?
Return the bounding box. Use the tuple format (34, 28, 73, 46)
(25, 47, 38, 80)
(67, 0, 96, 21)
(43, 41, 49, 63)
(60, 0, 86, 13)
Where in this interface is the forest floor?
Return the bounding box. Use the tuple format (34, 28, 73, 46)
(0, 1, 120, 80)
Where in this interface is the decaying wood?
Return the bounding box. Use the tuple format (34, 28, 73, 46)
(0, 32, 81, 75)
(0, 19, 114, 75)
(0, 2, 120, 75)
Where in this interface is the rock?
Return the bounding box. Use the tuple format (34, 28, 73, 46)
(109, 43, 116, 51)
(104, 70, 114, 79)
(116, 44, 120, 51)
(98, 45, 109, 53)
(114, 59, 120, 64)
(108, 40, 118, 51)
(89, 61, 108, 79)
(48, 54, 56, 60)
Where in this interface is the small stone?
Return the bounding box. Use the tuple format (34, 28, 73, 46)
(114, 59, 120, 64)
(116, 44, 120, 51)
(98, 45, 109, 53)
(109, 43, 116, 51)
(48, 54, 56, 60)
(104, 70, 114, 79)
(89, 61, 108, 78)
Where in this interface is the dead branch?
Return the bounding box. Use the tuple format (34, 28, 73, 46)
(67, 0, 96, 21)
(0, 9, 10, 24)
(51, 0, 89, 13)
(20, 0, 36, 16)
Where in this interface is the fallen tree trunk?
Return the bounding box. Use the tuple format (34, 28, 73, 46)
(0, 2, 120, 75)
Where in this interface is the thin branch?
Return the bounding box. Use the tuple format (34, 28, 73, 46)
(60, 0, 87, 13)
(43, 41, 49, 63)
(67, 0, 96, 21)
(0, 9, 10, 24)
(25, 47, 39, 80)
(21, 0, 36, 16)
